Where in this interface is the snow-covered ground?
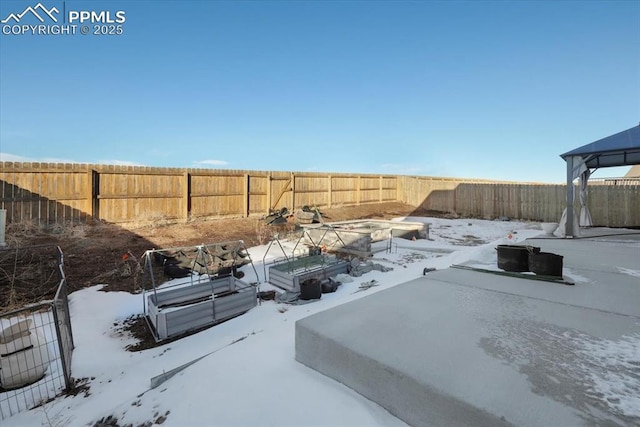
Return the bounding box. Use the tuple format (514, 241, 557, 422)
(0, 217, 636, 426)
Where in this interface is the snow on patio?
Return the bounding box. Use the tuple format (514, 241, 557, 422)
(2, 217, 638, 426)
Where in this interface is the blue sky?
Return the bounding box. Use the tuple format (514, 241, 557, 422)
(0, 0, 638, 183)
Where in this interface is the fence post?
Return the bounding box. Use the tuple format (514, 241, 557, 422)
(243, 174, 249, 218)
(357, 176, 361, 205)
(379, 176, 383, 202)
(86, 169, 93, 223)
(328, 175, 332, 208)
(266, 172, 272, 214)
(453, 182, 457, 214)
(183, 172, 191, 220)
(88, 169, 99, 223)
(291, 173, 296, 209)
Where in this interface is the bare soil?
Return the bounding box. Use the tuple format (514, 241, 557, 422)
(0, 201, 449, 388)
(0, 202, 440, 310)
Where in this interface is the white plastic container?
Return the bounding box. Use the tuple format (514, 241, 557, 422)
(541, 222, 559, 235)
(0, 319, 50, 389)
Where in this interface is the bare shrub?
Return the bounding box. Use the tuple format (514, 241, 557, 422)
(5, 218, 44, 247)
(0, 246, 61, 311)
(47, 221, 89, 239)
(255, 220, 273, 245)
(255, 220, 302, 245)
(89, 251, 143, 293)
(119, 211, 181, 230)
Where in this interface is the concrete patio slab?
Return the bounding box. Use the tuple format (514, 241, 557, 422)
(295, 233, 640, 426)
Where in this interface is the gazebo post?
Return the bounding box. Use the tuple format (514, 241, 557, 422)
(565, 156, 575, 238)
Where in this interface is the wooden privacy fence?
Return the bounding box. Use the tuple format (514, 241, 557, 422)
(1, 163, 638, 227)
(399, 176, 640, 227)
(0, 163, 398, 225)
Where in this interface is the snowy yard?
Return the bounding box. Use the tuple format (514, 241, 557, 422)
(2, 216, 638, 426)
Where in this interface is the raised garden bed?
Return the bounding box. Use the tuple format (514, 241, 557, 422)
(146, 275, 256, 341)
(301, 220, 429, 257)
(268, 254, 349, 293)
(142, 242, 258, 342)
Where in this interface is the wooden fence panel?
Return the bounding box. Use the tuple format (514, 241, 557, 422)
(626, 185, 640, 226)
(628, 185, 640, 227)
(473, 184, 493, 219)
(0, 162, 89, 225)
(191, 194, 242, 218)
(293, 175, 328, 208)
(452, 184, 473, 217)
(495, 184, 521, 219)
(7, 164, 30, 222)
(381, 177, 397, 202)
(454, 183, 494, 218)
(432, 180, 457, 213)
(359, 177, 379, 204)
(190, 173, 244, 218)
(549, 186, 563, 221)
(1, 162, 638, 227)
(331, 176, 358, 205)
(269, 173, 293, 211)
(481, 185, 496, 219)
(518, 185, 557, 221)
(98, 170, 184, 222)
(418, 179, 458, 213)
(519, 185, 538, 220)
(248, 175, 268, 215)
(607, 184, 639, 228)
(532, 185, 550, 222)
(6, 162, 34, 223)
(588, 186, 609, 226)
(402, 178, 594, 223)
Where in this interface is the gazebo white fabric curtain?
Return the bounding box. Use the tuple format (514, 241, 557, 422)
(559, 156, 592, 236)
(578, 168, 593, 227)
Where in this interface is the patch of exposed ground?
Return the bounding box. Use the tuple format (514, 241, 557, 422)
(1, 202, 438, 308)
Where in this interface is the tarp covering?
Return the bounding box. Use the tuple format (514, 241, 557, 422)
(560, 125, 640, 237)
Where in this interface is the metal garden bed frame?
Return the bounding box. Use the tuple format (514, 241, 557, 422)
(262, 229, 352, 293)
(141, 241, 260, 342)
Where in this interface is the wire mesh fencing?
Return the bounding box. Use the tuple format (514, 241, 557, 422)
(0, 246, 74, 421)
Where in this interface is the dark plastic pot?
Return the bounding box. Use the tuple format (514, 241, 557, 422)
(300, 278, 322, 300)
(529, 252, 563, 277)
(258, 290, 276, 301)
(321, 281, 338, 294)
(496, 245, 540, 272)
(308, 246, 322, 257)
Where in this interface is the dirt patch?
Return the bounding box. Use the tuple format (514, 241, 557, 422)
(1, 202, 437, 308)
(118, 313, 248, 353)
(450, 234, 487, 246)
(119, 315, 157, 352)
(0, 244, 62, 310)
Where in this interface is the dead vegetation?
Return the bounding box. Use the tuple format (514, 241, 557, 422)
(0, 202, 434, 309)
(0, 244, 62, 311)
